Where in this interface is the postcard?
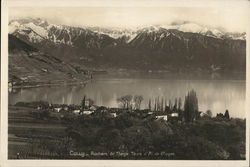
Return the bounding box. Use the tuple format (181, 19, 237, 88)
(1, 0, 249, 166)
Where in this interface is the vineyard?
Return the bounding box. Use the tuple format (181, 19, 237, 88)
(8, 106, 67, 159)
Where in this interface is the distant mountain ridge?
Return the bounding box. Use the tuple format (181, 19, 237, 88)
(9, 18, 246, 73)
(9, 18, 246, 44)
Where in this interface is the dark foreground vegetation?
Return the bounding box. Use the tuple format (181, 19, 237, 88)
(9, 106, 245, 160)
(8, 90, 245, 160)
(63, 113, 245, 160)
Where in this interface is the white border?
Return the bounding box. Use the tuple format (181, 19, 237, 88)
(1, 0, 250, 167)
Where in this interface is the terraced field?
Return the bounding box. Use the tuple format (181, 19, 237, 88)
(8, 106, 66, 159)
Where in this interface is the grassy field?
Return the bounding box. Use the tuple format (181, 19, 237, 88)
(8, 106, 66, 159)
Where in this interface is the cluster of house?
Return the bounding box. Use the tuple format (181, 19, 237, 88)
(52, 105, 97, 115)
(37, 101, 184, 121)
(36, 100, 219, 122)
(8, 75, 33, 87)
(146, 110, 180, 122)
(155, 112, 179, 121)
(37, 100, 118, 118)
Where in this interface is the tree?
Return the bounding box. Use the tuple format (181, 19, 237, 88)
(117, 95, 133, 109)
(173, 98, 178, 112)
(184, 90, 199, 122)
(154, 98, 157, 111)
(81, 95, 86, 110)
(224, 110, 230, 119)
(117, 97, 126, 109)
(157, 97, 161, 111)
(148, 98, 152, 111)
(178, 97, 182, 110)
(174, 98, 178, 109)
(205, 110, 212, 118)
(134, 95, 144, 110)
(165, 99, 167, 111)
(161, 98, 164, 111)
(169, 99, 173, 110)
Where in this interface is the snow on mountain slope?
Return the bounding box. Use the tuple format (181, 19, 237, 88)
(160, 23, 225, 38)
(89, 27, 137, 43)
(9, 19, 50, 43)
(9, 18, 116, 46)
(9, 21, 21, 34)
(139, 26, 161, 33)
(8, 18, 246, 73)
(178, 23, 204, 33)
(9, 18, 246, 46)
(25, 22, 48, 38)
(137, 22, 245, 40)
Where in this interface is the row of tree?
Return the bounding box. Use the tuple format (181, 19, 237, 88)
(117, 95, 183, 112)
(148, 97, 182, 112)
(82, 90, 230, 122)
(117, 95, 144, 110)
(117, 90, 199, 122)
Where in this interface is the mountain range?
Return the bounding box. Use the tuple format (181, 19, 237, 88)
(9, 18, 246, 74)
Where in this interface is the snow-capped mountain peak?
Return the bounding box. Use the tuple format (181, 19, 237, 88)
(159, 22, 225, 38)
(178, 23, 204, 33)
(140, 25, 161, 33)
(8, 18, 246, 46)
(9, 21, 21, 34)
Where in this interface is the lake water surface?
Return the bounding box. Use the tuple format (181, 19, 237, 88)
(9, 75, 246, 118)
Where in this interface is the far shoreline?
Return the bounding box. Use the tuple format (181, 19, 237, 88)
(9, 70, 246, 90)
(10, 79, 90, 89)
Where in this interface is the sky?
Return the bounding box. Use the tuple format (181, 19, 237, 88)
(9, 6, 249, 32)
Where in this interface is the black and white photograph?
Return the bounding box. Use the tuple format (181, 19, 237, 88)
(1, 0, 249, 166)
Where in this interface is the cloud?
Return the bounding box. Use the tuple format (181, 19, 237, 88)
(9, 6, 249, 32)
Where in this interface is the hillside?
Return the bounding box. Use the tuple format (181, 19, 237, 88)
(8, 34, 89, 87)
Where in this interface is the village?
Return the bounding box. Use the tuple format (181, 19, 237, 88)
(17, 90, 230, 123)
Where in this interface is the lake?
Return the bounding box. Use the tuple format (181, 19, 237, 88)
(9, 75, 246, 118)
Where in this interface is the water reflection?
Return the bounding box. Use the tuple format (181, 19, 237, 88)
(9, 77, 245, 118)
